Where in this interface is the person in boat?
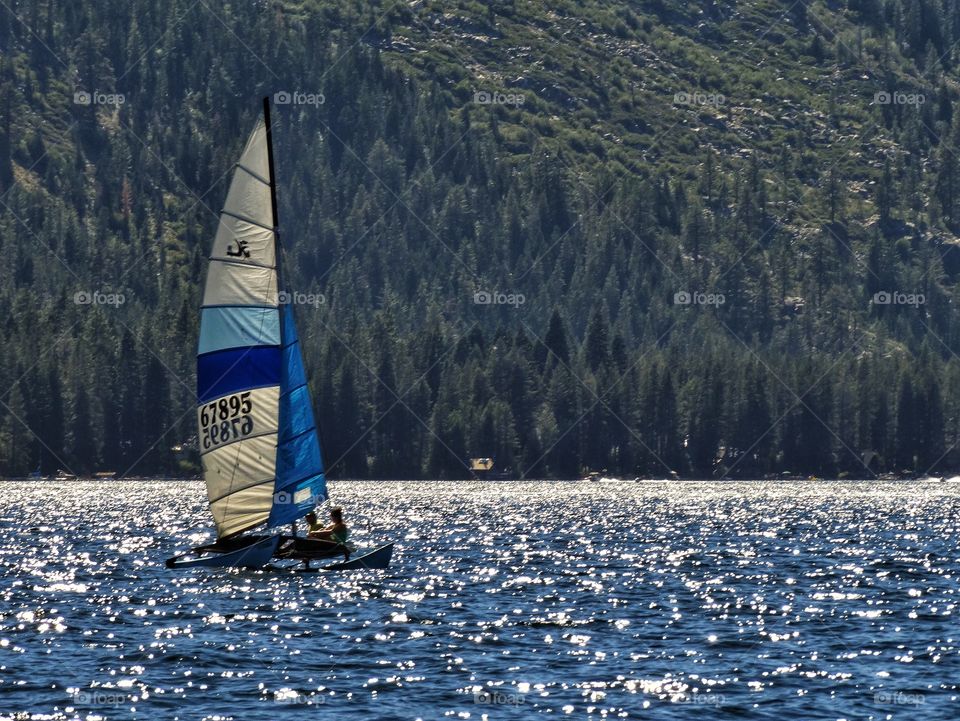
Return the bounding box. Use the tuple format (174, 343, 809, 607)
(306, 507, 349, 545)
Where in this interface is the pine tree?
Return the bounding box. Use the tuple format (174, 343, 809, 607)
(584, 307, 610, 371)
(542, 309, 570, 367)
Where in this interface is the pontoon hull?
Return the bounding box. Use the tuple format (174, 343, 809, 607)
(322, 543, 394, 570)
(165, 535, 280, 569)
(276, 535, 352, 560)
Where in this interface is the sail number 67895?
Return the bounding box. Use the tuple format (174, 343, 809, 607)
(200, 391, 254, 450)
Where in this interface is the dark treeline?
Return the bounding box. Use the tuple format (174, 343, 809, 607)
(3, 1, 960, 478)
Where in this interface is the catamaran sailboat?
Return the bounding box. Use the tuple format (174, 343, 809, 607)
(165, 98, 393, 571)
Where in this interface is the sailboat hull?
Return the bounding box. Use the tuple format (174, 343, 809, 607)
(165, 535, 280, 569)
(275, 537, 394, 570)
(321, 542, 394, 570)
(167, 101, 380, 570)
(275, 535, 353, 559)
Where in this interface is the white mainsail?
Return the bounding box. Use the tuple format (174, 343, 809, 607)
(196, 117, 281, 538)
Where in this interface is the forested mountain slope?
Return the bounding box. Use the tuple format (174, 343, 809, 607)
(1, 0, 960, 478)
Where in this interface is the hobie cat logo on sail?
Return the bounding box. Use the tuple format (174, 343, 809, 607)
(73, 289, 126, 306)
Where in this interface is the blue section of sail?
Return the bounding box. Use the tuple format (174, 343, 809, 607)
(267, 303, 327, 527)
(197, 346, 282, 403)
(278, 429, 323, 472)
(280, 386, 315, 441)
(198, 306, 281, 355)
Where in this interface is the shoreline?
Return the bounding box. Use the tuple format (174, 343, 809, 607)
(1, 475, 956, 483)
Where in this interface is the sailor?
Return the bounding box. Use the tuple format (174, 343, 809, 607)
(306, 506, 350, 545)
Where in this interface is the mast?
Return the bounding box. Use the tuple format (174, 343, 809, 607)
(263, 96, 280, 251)
(263, 96, 282, 305)
(258, 96, 329, 537)
(263, 96, 297, 539)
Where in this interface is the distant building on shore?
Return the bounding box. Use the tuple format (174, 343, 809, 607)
(469, 457, 513, 480)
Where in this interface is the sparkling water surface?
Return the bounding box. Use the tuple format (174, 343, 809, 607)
(1, 479, 959, 720)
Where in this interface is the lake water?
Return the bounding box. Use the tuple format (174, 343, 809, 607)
(0, 479, 958, 720)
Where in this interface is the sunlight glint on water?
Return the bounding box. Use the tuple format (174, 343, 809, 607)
(0, 479, 958, 720)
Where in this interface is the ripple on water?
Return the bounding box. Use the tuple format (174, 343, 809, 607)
(0, 480, 959, 719)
